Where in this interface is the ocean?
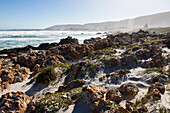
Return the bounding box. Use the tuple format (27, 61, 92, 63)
(0, 30, 103, 50)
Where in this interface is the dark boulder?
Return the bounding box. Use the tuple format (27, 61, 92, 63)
(59, 36, 79, 45)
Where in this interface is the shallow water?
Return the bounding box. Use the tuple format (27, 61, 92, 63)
(0, 30, 103, 50)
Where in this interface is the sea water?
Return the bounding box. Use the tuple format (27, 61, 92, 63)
(0, 30, 103, 50)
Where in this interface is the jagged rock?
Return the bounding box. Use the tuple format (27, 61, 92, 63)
(107, 57, 120, 67)
(53, 44, 94, 60)
(64, 61, 88, 85)
(84, 37, 101, 44)
(118, 84, 139, 98)
(55, 55, 65, 63)
(13, 76, 23, 83)
(107, 69, 129, 84)
(93, 38, 110, 50)
(0, 45, 37, 56)
(81, 85, 106, 104)
(0, 92, 31, 113)
(109, 73, 128, 85)
(0, 59, 30, 92)
(146, 88, 161, 100)
(84, 37, 113, 50)
(37, 42, 59, 50)
(111, 105, 129, 113)
(17, 55, 36, 68)
(33, 64, 40, 74)
(15, 64, 20, 69)
(28, 48, 36, 55)
(59, 36, 79, 45)
(164, 39, 170, 48)
(141, 55, 166, 68)
(91, 99, 110, 113)
(120, 55, 138, 66)
(154, 74, 169, 84)
(141, 61, 155, 68)
(1, 81, 9, 90)
(106, 88, 123, 103)
(145, 82, 165, 100)
(20, 67, 30, 74)
(81, 85, 106, 112)
(42, 56, 59, 67)
(149, 45, 162, 56)
(148, 82, 165, 94)
(141, 72, 168, 84)
(135, 49, 150, 59)
(38, 43, 50, 50)
(57, 79, 85, 92)
(137, 106, 148, 113)
(126, 101, 134, 111)
(152, 56, 166, 68)
(16, 51, 61, 69)
(0, 70, 14, 84)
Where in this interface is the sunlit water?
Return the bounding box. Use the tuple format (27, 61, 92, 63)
(0, 30, 103, 50)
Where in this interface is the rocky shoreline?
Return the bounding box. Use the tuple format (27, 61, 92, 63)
(0, 30, 170, 113)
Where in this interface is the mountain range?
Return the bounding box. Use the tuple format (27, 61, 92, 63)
(46, 11, 170, 31)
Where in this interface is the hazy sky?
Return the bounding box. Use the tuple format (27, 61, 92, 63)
(0, 0, 170, 29)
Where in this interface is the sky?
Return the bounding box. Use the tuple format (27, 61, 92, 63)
(0, 0, 170, 29)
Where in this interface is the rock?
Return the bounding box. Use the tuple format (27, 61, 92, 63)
(55, 55, 65, 63)
(146, 88, 161, 100)
(149, 46, 161, 56)
(59, 36, 79, 45)
(141, 61, 154, 68)
(126, 101, 134, 111)
(142, 72, 169, 84)
(43, 56, 59, 67)
(1, 70, 14, 84)
(28, 48, 36, 55)
(15, 64, 20, 69)
(109, 73, 128, 85)
(84, 37, 113, 51)
(20, 67, 30, 74)
(13, 76, 22, 83)
(81, 85, 106, 104)
(91, 99, 108, 113)
(107, 58, 120, 67)
(81, 85, 106, 113)
(164, 39, 170, 48)
(33, 64, 40, 74)
(0, 92, 31, 112)
(84, 37, 101, 44)
(17, 55, 36, 68)
(137, 106, 148, 113)
(37, 42, 59, 50)
(64, 61, 87, 85)
(53, 44, 94, 60)
(106, 88, 123, 103)
(38, 43, 50, 50)
(1, 81, 9, 90)
(93, 38, 110, 50)
(114, 105, 129, 113)
(0, 45, 37, 56)
(118, 84, 139, 98)
(135, 49, 150, 59)
(148, 82, 165, 94)
(120, 55, 138, 66)
(107, 69, 129, 84)
(57, 79, 85, 92)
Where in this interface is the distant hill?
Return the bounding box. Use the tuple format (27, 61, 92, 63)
(46, 11, 170, 32)
(147, 27, 170, 34)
